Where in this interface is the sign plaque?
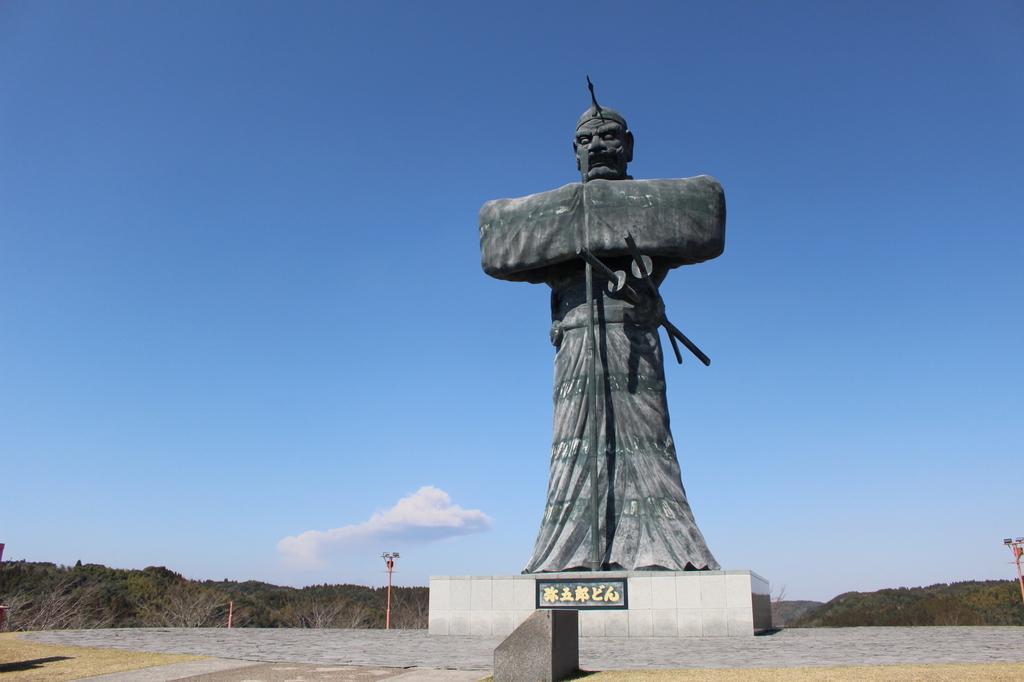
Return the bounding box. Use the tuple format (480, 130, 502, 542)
(535, 578, 628, 610)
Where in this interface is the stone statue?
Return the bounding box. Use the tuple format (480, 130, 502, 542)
(479, 83, 724, 573)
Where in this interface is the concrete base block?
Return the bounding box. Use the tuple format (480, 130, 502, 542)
(493, 609, 579, 682)
(430, 569, 772, 638)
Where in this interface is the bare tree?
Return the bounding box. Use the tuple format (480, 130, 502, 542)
(292, 598, 372, 629)
(769, 584, 790, 628)
(389, 590, 428, 629)
(340, 601, 370, 628)
(295, 599, 346, 628)
(0, 591, 30, 631)
(6, 577, 105, 630)
(146, 584, 223, 627)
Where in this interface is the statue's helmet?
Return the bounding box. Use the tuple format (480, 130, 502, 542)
(575, 105, 628, 133)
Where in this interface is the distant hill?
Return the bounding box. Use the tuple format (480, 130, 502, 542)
(789, 580, 1024, 627)
(0, 560, 426, 631)
(5, 560, 1022, 631)
(772, 599, 824, 627)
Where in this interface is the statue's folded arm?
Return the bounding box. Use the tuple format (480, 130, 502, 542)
(479, 176, 726, 284)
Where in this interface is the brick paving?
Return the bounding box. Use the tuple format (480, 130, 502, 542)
(80, 660, 482, 682)
(25, 626, 1024, 672)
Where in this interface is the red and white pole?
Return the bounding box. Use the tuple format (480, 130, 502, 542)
(1013, 544, 1024, 606)
(1003, 538, 1024, 606)
(386, 557, 394, 629)
(227, 600, 234, 629)
(0, 543, 6, 631)
(382, 551, 399, 630)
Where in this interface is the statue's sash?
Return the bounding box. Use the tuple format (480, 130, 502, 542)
(479, 176, 725, 283)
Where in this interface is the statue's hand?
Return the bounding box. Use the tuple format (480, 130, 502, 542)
(549, 321, 564, 349)
(628, 295, 665, 328)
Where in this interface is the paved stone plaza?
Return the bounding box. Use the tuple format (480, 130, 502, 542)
(25, 626, 1024, 671)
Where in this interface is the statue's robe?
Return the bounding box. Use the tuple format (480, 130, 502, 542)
(480, 177, 725, 572)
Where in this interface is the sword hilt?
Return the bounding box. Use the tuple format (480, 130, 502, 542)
(577, 248, 632, 298)
(624, 233, 712, 367)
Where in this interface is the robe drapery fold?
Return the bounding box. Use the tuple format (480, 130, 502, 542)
(480, 176, 725, 283)
(479, 176, 725, 573)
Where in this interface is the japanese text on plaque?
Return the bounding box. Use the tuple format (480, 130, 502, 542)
(535, 579, 627, 609)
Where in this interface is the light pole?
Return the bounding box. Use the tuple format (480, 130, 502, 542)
(0, 543, 6, 631)
(1003, 538, 1024, 606)
(382, 552, 399, 629)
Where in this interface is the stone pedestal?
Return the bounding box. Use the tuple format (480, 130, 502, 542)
(428, 570, 771, 638)
(494, 610, 578, 682)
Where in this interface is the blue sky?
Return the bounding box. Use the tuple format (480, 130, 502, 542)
(1, 1, 1021, 602)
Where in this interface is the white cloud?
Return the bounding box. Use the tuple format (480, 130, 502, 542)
(276, 486, 491, 569)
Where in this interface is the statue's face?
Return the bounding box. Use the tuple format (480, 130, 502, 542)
(574, 119, 633, 181)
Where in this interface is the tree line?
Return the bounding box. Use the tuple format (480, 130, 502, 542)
(789, 580, 1024, 627)
(0, 560, 427, 630)
(5, 560, 1021, 631)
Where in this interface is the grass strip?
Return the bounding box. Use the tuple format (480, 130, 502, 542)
(0, 631, 203, 681)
